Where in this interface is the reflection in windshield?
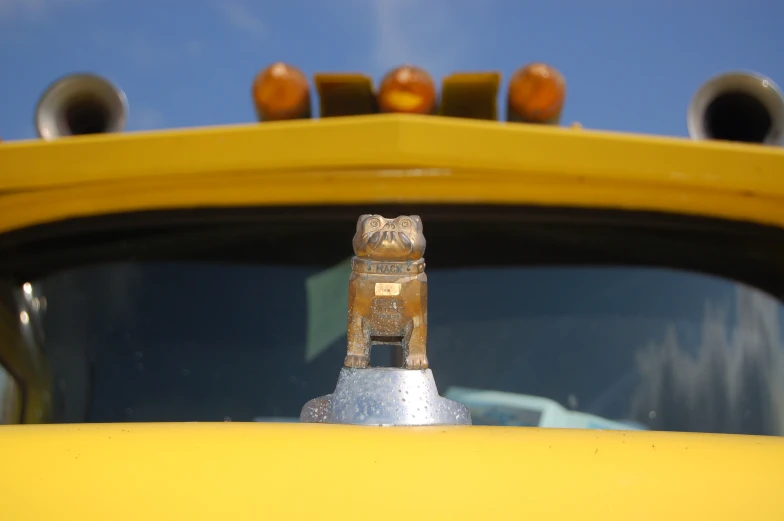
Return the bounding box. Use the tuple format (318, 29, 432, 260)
(36, 262, 784, 436)
(631, 286, 784, 435)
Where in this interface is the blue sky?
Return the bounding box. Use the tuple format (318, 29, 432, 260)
(0, 0, 782, 140)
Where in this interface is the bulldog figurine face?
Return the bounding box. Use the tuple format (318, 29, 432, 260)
(352, 214, 426, 262)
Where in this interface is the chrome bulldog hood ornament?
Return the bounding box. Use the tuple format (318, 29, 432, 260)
(300, 215, 471, 426)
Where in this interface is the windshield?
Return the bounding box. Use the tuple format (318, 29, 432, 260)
(35, 260, 784, 436)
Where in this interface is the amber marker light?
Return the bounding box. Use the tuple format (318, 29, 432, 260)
(378, 65, 437, 114)
(507, 62, 566, 124)
(252, 62, 311, 121)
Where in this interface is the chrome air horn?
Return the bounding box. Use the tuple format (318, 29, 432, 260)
(35, 73, 128, 140)
(687, 71, 784, 145)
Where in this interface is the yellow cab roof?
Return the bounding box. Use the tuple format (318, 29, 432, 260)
(1, 114, 784, 235)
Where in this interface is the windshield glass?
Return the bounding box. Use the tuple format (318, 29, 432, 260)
(35, 260, 784, 436)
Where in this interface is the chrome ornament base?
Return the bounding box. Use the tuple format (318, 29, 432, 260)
(300, 367, 472, 426)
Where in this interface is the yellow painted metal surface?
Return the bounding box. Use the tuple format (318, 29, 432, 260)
(0, 422, 781, 520)
(2, 115, 784, 234)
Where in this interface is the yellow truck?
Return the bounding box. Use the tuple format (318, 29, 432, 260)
(0, 62, 783, 520)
